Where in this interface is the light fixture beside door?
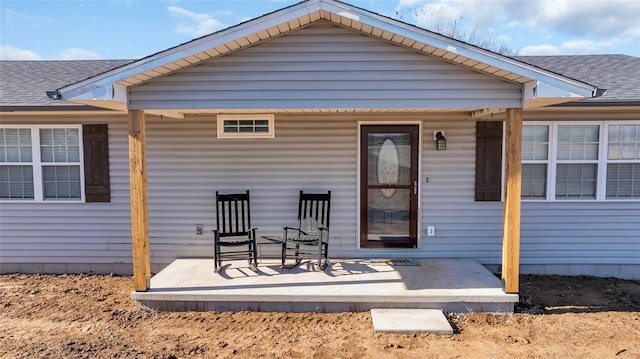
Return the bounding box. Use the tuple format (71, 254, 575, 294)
(434, 130, 447, 150)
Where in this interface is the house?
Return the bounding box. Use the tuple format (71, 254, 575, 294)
(1, 0, 638, 293)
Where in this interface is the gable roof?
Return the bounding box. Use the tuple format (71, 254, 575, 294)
(51, 0, 596, 113)
(515, 55, 640, 104)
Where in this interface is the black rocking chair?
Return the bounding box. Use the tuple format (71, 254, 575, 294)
(213, 190, 258, 273)
(282, 191, 331, 270)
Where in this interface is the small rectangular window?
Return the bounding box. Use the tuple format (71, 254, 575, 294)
(217, 115, 275, 138)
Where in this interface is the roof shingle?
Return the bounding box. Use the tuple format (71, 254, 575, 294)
(515, 54, 640, 102)
(0, 60, 132, 108)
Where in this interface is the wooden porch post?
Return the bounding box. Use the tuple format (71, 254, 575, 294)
(502, 108, 522, 293)
(129, 110, 150, 292)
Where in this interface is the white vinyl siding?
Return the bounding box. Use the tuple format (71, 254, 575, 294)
(0, 125, 84, 202)
(1, 113, 638, 278)
(129, 22, 522, 111)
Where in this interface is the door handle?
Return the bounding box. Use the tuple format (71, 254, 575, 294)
(412, 180, 417, 195)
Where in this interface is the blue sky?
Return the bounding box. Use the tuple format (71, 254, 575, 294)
(1, 0, 639, 60)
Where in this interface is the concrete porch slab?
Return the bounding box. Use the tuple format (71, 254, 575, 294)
(132, 258, 518, 313)
(371, 309, 454, 335)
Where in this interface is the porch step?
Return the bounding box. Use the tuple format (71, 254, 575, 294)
(371, 308, 454, 335)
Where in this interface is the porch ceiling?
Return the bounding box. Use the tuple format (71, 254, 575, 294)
(55, 0, 596, 112)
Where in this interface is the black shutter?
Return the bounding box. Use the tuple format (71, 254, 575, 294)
(475, 121, 503, 201)
(83, 124, 111, 202)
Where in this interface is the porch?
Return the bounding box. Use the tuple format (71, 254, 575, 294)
(131, 258, 518, 313)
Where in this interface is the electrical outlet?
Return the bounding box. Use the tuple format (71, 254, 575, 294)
(427, 225, 435, 236)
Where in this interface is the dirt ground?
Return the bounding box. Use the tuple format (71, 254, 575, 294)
(1, 273, 639, 359)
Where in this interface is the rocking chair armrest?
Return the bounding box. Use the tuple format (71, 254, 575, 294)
(282, 226, 307, 239)
(283, 226, 305, 234)
(283, 226, 327, 236)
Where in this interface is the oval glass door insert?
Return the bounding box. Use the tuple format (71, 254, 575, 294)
(377, 138, 399, 197)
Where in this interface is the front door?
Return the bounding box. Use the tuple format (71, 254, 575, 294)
(360, 125, 419, 248)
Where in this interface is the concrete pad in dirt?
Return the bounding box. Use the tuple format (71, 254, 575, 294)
(370, 309, 454, 335)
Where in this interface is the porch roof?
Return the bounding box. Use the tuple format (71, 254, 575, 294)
(53, 0, 597, 114)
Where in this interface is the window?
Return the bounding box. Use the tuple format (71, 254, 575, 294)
(606, 124, 640, 198)
(217, 114, 275, 138)
(555, 124, 599, 199)
(520, 121, 640, 201)
(521, 124, 549, 199)
(0, 125, 84, 202)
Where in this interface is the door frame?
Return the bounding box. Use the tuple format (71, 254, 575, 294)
(357, 121, 422, 249)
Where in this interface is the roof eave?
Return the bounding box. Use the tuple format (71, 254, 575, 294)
(56, 0, 597, 106)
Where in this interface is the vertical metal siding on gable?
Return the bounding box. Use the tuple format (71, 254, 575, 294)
(128, 22, 522, 110)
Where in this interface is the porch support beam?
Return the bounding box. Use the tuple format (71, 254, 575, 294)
(128, 109, 151, 292)
(501, 108, 522, 293)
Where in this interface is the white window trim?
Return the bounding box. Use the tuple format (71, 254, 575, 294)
(216, 114, 275, 139)
(0, 124, 85, 203)
(519, 120, 640, 202)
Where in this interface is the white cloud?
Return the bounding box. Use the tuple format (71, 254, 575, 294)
(559, 39, 620, 55)
(519, 39, 621, 55)
(519, 44, 561, 56)
(496, 34, 512, 43)
(502, 0, 640, 39)
(59, 48, 102, 60)
(396, 0, 504, 30)
(395, 0, 639, 55)
(0, 45, 42, 60)
(0, 46, 103, 60)
(397, 0, 426, 6)
(167, 5, 227, 38)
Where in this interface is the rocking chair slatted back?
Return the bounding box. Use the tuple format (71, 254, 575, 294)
(216, 191, 252, 237)
(298, 191, 331, 229)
